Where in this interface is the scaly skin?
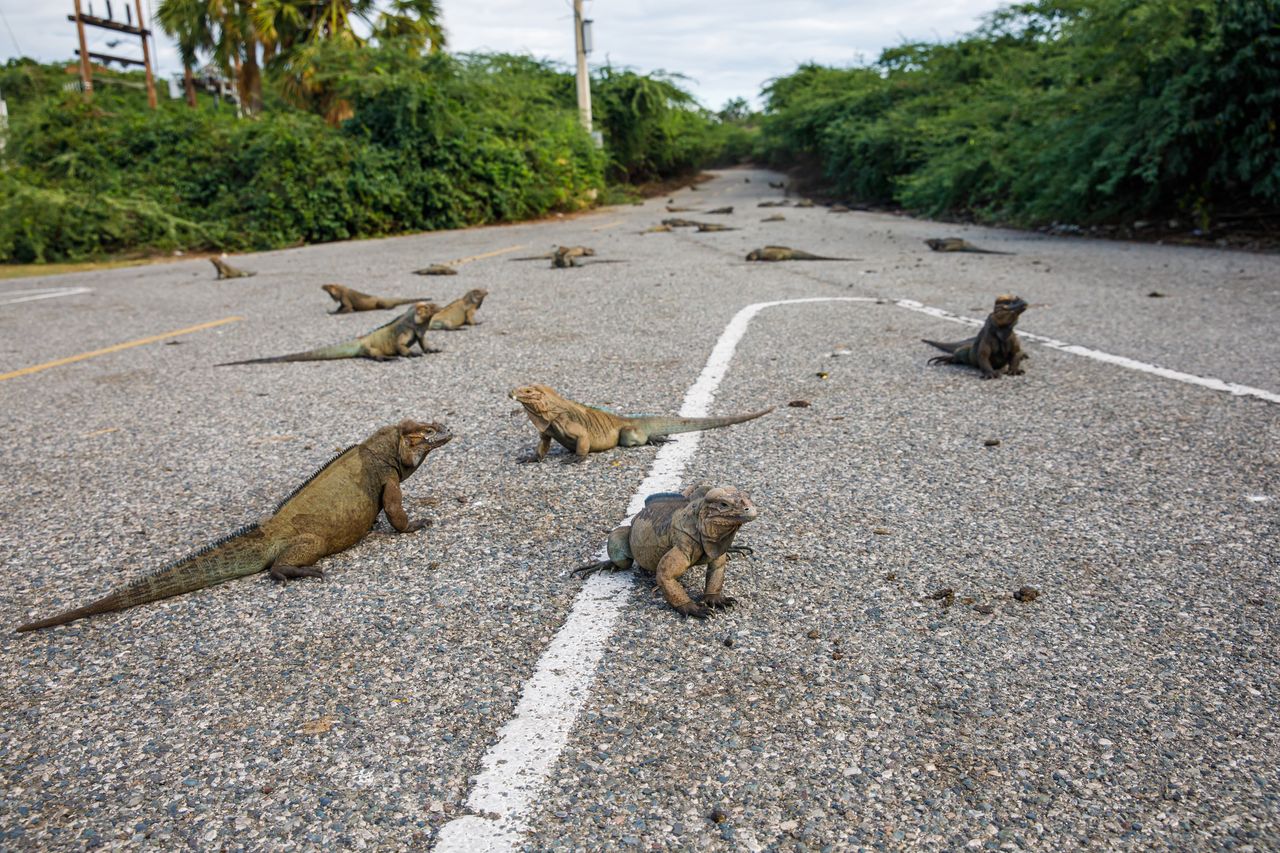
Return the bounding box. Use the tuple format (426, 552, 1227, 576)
(924, 294, 1028, 379)
(322, 284, 433, 314)
(15, 421, 452, 632)
(924, 238, 1013, 255)
(745, 246, 853, 261)
(211, 258, 255, 279)
(428, 289, 487, 330)
(575, 485, 757, 618)
(220, 302, 439, 365)
(509, 384, 773, 462)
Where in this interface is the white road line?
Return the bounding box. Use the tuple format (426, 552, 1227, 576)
(434, 294, 1277, 852)
(0, 287, 93, 306)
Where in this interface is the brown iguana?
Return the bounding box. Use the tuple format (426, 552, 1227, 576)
(794, 199, 815, 208)
(509, 384, 773, 462)
(219, 302, 439, 365)
(706, 206, 734, 215)
(762, 214, 786, 222)
(924, 238, 1013, 255)
(322, 284, 433, 314)
(661, 218, 700, 228)
(511, 246, 595, 262)
(15, 421, 452, 632)
(924, 294, 1028, 379)
(758, 200, 789, 208)
(551, 248, 627, 269)
(428, 289, 487, 330)
(575, 484, 757, 618)
(640, 224, 673, 234)
(211, 257, 255, 279)
(666, 206, 700, 213)
(414, 264, 458, 276)
(745, 246, 854, 262)
(696, 223, 737, 233)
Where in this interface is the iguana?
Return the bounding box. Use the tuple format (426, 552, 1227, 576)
(706, 206, 734, 215)
(15, 420, 452, 632)
(745, 246, 855, 262)
(924, 294, 1028, 379)
(640, 224, 673, 234)
(762, 214, 786, 222)
(696, 223, 737, 232)
(794, 199, 815, 208)
(661, 218, 700, 228)
(575, 484, 757, 618)
(211, 257, 255, 279)
(924, 237, 1014, 255)
(768, 180, 786, 189)
(219, 302, 439, 365)
(322, 284, 433, 314)
(758, 200, 790, 208)
(666, 206, 700, 213)
(413, 264, 458, 276)
(828, 205, 851, 213)
(511, 246, 595, 262)
(428, 289, 487, 330)
(509, 384, 773, 462)
(550, 248, 626, 269)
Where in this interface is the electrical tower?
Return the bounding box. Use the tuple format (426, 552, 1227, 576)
(69, 0, 157, 108)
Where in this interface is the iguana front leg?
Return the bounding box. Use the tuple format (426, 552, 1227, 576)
(381, 478, 427, 533)
(268, 538, 328, 582)
(655, 548, 708, 618)
(701, 554, 736, 610)
(1007, 340, 1027, 375)
(519, 433, 554, 464)
(975, 346, 1000, 379)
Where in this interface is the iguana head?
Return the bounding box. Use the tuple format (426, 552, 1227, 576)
(321, 284, 344, 300)
(697, 486, 758, 539)
(992, 294, 1028, 325)
(508, 384, 563, 415)
(745, 249, 763, 261)
(397, 420, 452, 473)
(412, 302, 440, 325)
(466, 289, 489, 306)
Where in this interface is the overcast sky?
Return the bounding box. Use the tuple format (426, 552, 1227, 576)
(0, 1, 1004, 109)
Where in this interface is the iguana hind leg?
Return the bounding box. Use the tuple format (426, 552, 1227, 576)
(575, 526, 633, 576)
(269, 563, 324, 582)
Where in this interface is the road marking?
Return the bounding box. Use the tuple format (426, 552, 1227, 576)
(0, 286, 93, 306)
(0, 316, 244, 382)
(444, 245, 528, 266)
(589, 220, 625, 232)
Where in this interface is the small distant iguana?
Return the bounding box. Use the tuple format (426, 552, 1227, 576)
(768, 181, 786, 189)
(745, 246, 854, 262)
(924, 238, 1014, 255)
(509, 384, 773, 462)
(758, 200, 790, 208)
(414, 264, 458, 276)
(219, 302, 439, 365)
(661, 218, 700, 228)
(15, 421, 452, 632)
(762, 214, 786, 222)
(511, 246, 595, 262)
(794, 199, 815, 208)
(706, 206, 734, 215)
(923, 294, 1028, 379)
(211, 257, 255, 279)
(575, 484, 757, 618)
(696, 223, 737, 232)
(428, 289, 487, 330)
(640, 224, 673, 234)
(666, 206, 700, 213)
(322, 284, 433, 314)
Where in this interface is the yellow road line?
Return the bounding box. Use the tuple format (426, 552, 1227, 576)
(590, 220, 625, 232)
(0, 316, 244, 382)
(444, 244, 528, 266)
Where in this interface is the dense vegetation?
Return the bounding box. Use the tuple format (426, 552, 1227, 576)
(0, 49, 746, 263)
(755, 0, 1279, 228)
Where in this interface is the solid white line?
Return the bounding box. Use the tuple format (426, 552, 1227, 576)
(434, 294, 1276, 852)
(0, 287, 93, 306)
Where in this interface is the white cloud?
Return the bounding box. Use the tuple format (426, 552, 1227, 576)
(0, 0, 1003, 109)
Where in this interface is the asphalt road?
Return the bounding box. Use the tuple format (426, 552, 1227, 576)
(1, 168, 1277, 851)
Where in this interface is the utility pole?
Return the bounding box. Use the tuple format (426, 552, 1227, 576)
(573, 0, 592, 134)
(134, 0, 157, 109)
(72, 0, 94, 97)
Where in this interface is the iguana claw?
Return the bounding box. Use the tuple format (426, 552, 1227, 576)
(269, 565, 323, 582)
(675, 601, 710, 619)
(574, 560, 616, 578)
(725, 545, 754, 559)
(702, 594, 736, 610)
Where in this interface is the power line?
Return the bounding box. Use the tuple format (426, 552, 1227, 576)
(0, 7, 24, 57)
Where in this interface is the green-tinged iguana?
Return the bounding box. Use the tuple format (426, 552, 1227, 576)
(666, 206, 700, 213)
(762, 214, 786, 222)
(924, 294, 1028, 379)
(322, 284, 433, 314)
(575, 484, 757, 618)
(428, 289, 487, 329)
(706, 206, 734, 215)
(15, 421, 452, 632)
(414, 264, 458, 276)
(745, 246, 855, 262)
(511, 246, 595, 262)
(211, 257, 255, 279)
(924, 237, 1014, 255)
(661, 218, 700, 228)
(219, 302, 439, 365)
(509, 384, 773, 462)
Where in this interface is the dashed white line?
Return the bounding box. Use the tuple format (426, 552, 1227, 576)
(434, 294, 1277, 852)
(0, 286, 93, 306)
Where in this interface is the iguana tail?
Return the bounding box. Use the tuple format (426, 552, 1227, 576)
(218, 341, 366, 365)
(383, 298, 432, 308)
(16, 525, 278, 632)
(922, 338, 966, 354)
(642, 407, 775, 438)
